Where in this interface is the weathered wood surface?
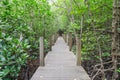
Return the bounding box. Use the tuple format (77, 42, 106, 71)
(31, 37, 91, 80)
(39, 37, 44, 66)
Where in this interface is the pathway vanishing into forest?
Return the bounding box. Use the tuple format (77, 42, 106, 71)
(31, 37, 91, 80)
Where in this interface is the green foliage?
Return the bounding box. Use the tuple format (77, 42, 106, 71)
(52, 0, 112, 62)
(117, 68, 120, 73)
(0, 33, 29, 79)
(0, 0, 58, 79)
(68, 22, 80, 32)
(44, 39, 50, 54)
(0, 0, 115, 79)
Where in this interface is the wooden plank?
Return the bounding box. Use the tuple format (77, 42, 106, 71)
(31, 67, 90, 80)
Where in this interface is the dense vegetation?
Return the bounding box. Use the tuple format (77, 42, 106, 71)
(0, 0, 58, 79)
(0, 0, 120, 80)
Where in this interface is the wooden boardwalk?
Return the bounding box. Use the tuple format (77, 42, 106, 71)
(31, 37, 91, 80)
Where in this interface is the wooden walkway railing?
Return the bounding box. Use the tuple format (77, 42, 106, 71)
(31, 36, 91, 80)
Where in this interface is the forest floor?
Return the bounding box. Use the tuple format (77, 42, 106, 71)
(18, 58, 39, 80)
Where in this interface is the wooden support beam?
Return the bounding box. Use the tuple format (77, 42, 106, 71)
(67, 34, 69, 45)
(68, 33, 72, 51)
(52, 35, 55, 45)
(62, 34, 67, 42)
(64, 34, 67, 42)
(76, 36, 81, 66)
(62, 34, 65, 41)
(56, 34, 59, 40)
(49, 36, 52, 51)
(54, 34, 59, 43)
(39, 37, 44, 66)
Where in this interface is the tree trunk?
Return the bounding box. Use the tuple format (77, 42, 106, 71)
(111, 0, 120, 79)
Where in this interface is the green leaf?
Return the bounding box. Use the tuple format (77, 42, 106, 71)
(117, 68, 120, 73)
(0, 55, 6, 62)
(102, 52, 110, 57)
(0, 68, 10, 77)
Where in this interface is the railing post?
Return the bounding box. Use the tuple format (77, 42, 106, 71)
(54, 33, 59, 42)
(56, 34, 59, 41)
(62, 34, 65, 40)
(76, 36, 81, 66)
(39, 37, 44, 66)
(64, 34, 67, 42)
(67, 34, 69, 45)
(54, 34, 57, 43)
(49, 36, 52, 51)
(52, 35, 55, 45)
(68, 33, 72, 51)
(62, 34, 67, 42)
